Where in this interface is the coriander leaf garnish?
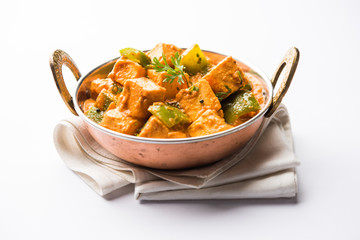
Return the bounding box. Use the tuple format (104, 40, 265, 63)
(215, 85, 232, 101)
(150, 52, 190, 87)
(236, 70, 243, 85)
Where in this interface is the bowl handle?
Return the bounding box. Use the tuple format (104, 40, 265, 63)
(49, 49, 82, 116)
(265, 47, 300, 117)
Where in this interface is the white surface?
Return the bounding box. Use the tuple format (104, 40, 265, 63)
(0, 0, 359, 239)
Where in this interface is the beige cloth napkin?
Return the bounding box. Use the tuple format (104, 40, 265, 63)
(53, 104, 299, 200)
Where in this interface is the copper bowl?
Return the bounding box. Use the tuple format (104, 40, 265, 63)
(50, 47, 299, 169)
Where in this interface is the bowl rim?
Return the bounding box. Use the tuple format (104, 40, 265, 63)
(73, 50, 273, 144)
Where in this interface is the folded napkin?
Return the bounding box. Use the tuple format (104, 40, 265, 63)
(53, 104, 299, 200)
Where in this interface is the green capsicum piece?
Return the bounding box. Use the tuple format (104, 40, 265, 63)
(119, 48, 151, 67)
(222, 90, 261, 124)
(148, 103, 191, 128)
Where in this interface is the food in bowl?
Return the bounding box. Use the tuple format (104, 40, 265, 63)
(51, 44, 299, 168)
(81, 43, 266, 139)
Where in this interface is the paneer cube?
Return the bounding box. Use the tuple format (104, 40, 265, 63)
(167, 131, 187, 138)
(107, 58, 146, 85)
(100, 109, 144, 135)
(203, 56, 246, 99)
(147, 69, 187, 99)
(117, 77, 166, 119)
(94, 89, 117, 111)
(187, 110, 232, 137)
(138, 116, 169, 138)
(146, 43, 183, 67)
(175, 79, 221, 122)
(138, 116, 187, 138)
(189, 72, 203, 85)
(90, 78, 114, 99)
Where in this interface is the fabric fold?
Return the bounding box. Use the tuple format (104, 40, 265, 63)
(136, 169, 298, 200)
(53, 104, 299, 200)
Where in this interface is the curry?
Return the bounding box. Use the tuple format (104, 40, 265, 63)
(81, 43, 265, 138)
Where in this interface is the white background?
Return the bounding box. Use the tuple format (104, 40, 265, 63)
(1, 0, 360, 239)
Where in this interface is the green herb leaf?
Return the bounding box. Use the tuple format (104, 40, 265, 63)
(237, 70, 243, 85)
(150, 52, 189, 87)
(237, 70, 253, 91)
(215, 85, 232, 101)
